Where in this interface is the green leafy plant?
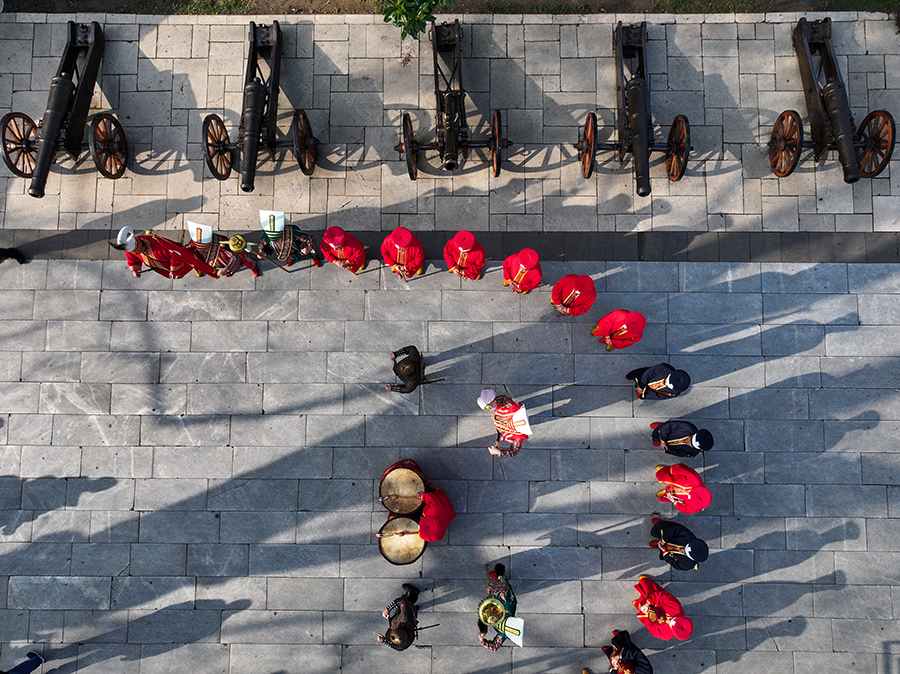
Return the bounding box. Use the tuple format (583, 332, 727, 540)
(374, 0, 456, 40)
(172, 0, 249, 12)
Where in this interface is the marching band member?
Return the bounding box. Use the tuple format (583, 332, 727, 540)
(626, 363, 691, 399)
(655, 463, 711, 514)
(443, 230, 485, 281)
(415, 486, 456, 542)
(387, 345, 425, 394)
(377, 583, 420, 651)
(649, 518, 709, 571)
(551, 274, 596, 316)
(109, 226, 218, 279)
(477, 389, 532, 457)
(186, 222, 260, 277)
(596, 629, 653, 674)
(591, 309, 646, 350)
(502, 248, 542, 294)
(322, 226, 366, 274)
(258, 210, 323, 268)
(381, 227, 424, 280)
(650, 420, 714, 457)
(632, 575, 693, 641)
(477, 563, 518, 651)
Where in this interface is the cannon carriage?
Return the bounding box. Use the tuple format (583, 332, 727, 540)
(574, 21, 690, 197)
(395, 20, 511, 180)
(1, 21, 129, 199)
(768, 17, 895, 183)
(202, 21, 318, 193)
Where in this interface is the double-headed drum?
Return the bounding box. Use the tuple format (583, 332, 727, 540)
(379, 459, 426, 516)
(378, 516, 427, 565)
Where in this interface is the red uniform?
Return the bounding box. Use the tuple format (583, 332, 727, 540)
(490, 394, 528, 456)
(322, 226, 366, 273)
(592, 310, 646, 350)
(633, 576, 692, 641)
(655, 464, 711, 514)
(551, 274, 597, 316)
(443, 230, 485, 281)
(502, 248, 542, 294)
(125, 234, 219, 279)
(381, 227, 424, 279)
(418, 487, 456, 542)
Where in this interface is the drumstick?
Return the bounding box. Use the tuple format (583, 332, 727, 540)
(379, 494, 419, 502)
(376, 531, 416, 538)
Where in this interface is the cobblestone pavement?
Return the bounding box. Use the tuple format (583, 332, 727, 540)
(2, 9, 900, 674)
(2, 257, 900, 673)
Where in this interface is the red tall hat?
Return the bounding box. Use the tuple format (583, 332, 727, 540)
(625, 311, 647, 332)
(452, 230, 476, 250)
(322, 226, 345, 247)
(519, 248, 539, 268)
(391, 226, 413, 247)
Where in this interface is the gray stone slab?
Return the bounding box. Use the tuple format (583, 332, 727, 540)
(126, 608, 223, 643)
(734, 484, 806, 517)
(8, 576, 110, 610)
(138, 512, 220, 544)
(128, 543, 187, 576)
(110, 576, 194, 610)
(219, 512, 297, 543)
(764, 293, 859, 324)
(186, 544, 249, 577)
(266, 322, 346, 352)
(761, 324, 826, 356)
(159, 353, 247, 384)
(365, 415, 456, 447)
(250, 544, 341, 578)
(551, 384, 634, 417)
(765, 451, 861, 484)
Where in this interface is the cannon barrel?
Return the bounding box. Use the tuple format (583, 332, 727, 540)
(821, 79, 860, 184)
(625, 77, 652, 197)
(239, 79, 267, 193)
(28, 75, 76, 199)
(441, 92, 463, 171)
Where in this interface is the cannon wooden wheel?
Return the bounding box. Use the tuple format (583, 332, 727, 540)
(1, 112, 39, 179)
(769, 110, 804, 178)
(856, 110, 895, 179)
(203, 114, 233, 181)
(665, 114, 690, 182)
(491, 110, 503, 177)
(89, 113, 129, 179)
(577, 112, 597, 179)
(291, 109, 317, 177)
(401, 113, 418, 181)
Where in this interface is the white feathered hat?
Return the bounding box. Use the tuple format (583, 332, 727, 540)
(187, 221, 214, 244)
(477, 388, 496, 410)
(259, 210, 286, 233)
(109, 225, 137, 252)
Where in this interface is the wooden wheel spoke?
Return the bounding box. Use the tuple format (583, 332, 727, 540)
(1, 112, 38, 178)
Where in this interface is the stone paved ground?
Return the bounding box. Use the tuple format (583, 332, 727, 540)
(2, 10, 900, 674)
(2, 257, 900, 674)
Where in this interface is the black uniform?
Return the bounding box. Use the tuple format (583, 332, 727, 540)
(652, 420, 701, 457)
(627, 363, 691, 400)
(650, 519, 708, 571)
(602, 630, 653, 674)
(389, 345, 425, 394)
(380, 584, 420, 651)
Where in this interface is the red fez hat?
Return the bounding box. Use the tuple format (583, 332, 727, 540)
(519, 248, 539, 268)
(672, 615, 693, 640)
(418, 516, 441, 541)
(626, 311, 647, 332)
(322, 226, 345, 247)
(453, 230, 476, 250)
(391, 227, 413, 247)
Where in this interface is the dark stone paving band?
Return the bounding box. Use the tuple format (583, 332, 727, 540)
(3, 229, 899, 263)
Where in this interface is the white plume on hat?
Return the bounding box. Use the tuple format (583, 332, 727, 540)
(259, 210, 286, 233)
(188, 221, 213, 244)
(477, 388, 496, 410)
(511, 405, 533, 437)
(116, 226, 136, 252)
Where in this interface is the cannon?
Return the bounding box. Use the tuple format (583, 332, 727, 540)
(395, 20, 510, 180)
(574, 22, 690, 197)
(769, 18, 895, 183)
(1, 21, 128, 199)
(202, 21, 318, 193)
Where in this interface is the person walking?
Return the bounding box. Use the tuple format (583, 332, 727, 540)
(109, 226, 219, 279)
(0, 651, 45, 674)
(632, 575, 693, 641)
(443, 230, 485, 281)
(591, 310, 646, 350)
(377, 583, 420, 651)
(387, 345, 425, 394)
(502, 248, 542, 294)
(186, 221, 260, 277)
(626, 363, 691, 399)
(649, 518, 709, 571)
(594, 630, 653, 674)
(551, 274, 596, 316)
(655, 464, 711, 514)
(322, 226, 366, 274)
(258, 209, 323, 268)
(477, 563, 518, 651)
(650, 420, 713, 458)
(477, 388, 532, 457)
(381, 227, 424, 280)
(416, 486, 456, 542)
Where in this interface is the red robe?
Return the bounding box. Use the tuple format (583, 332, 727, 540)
(502, 252, 542, 293)
(418, 488, 456, 542)
(125, 235, 218, 279)
(551, 274, 596, 316)
(656, 464, 711, 514)
(381, 233, 424, 278)
(633, 576, 685, 641)
(593, 310, 646, 349)
(443, 239, 486, 280)
(491, 395, 528, 456)
(323, 233, 366, 273)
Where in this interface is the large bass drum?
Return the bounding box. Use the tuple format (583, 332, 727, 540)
(379, 459, 427, 516)
(377, 516, 426, 566)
